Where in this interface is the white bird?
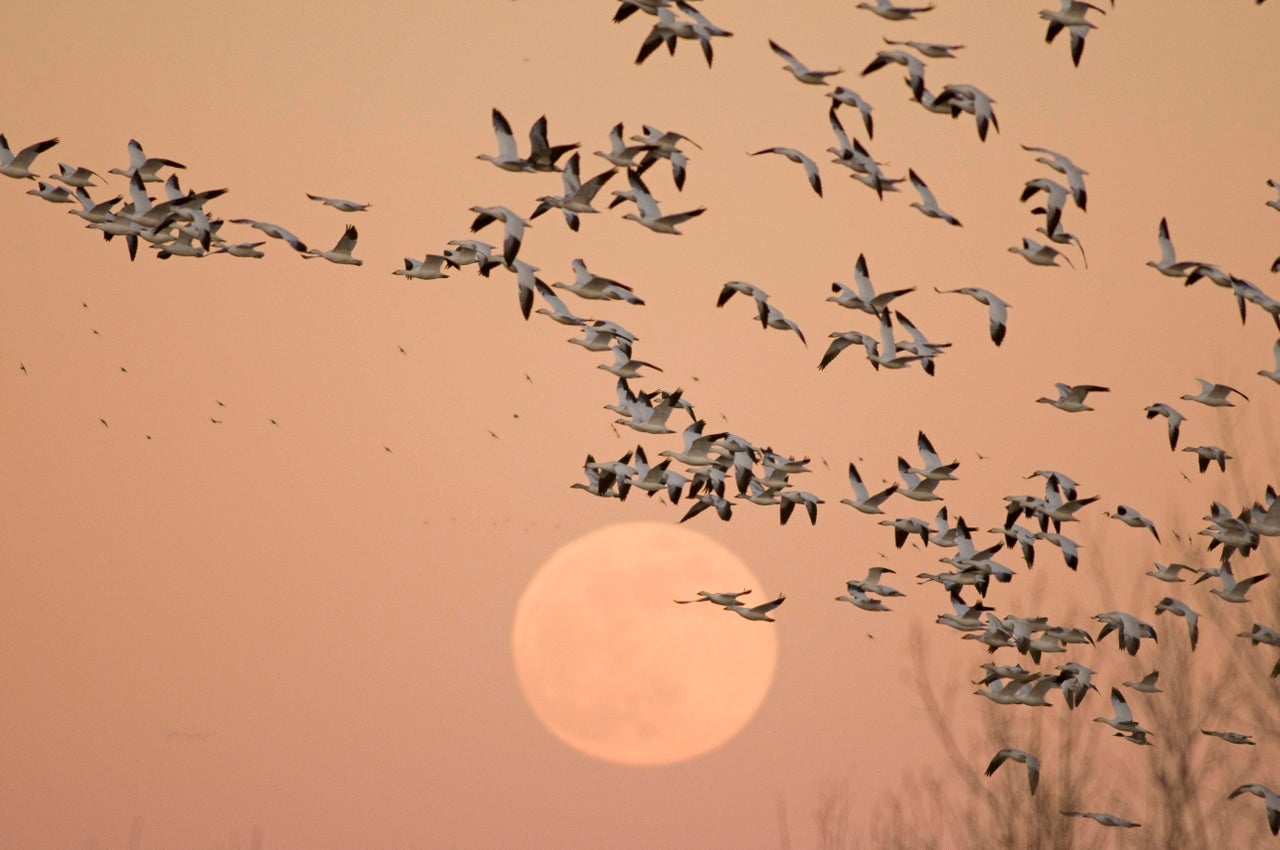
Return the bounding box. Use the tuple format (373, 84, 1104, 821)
(530, 153, 618, 231)
(1060, 811, 1140, 829)
(908, 169, 962, 226)
(769, 39, 843, 85)
(1146, 562, 1200, 583)
(826, 87, 875, 138)
(211, 241, 266, 259)
(629, 125, 700, 190)
(301, 224, 362, 265)
(1154, 596, 1200, 650)
(619, 169, 705, 234)
(835, 587, 892, 612)
(26, 180, 75, 203)
(532, 280, 588, 327)
(594, 123, 656, 169)
(1104, 505, 1160, 542)
(1040, 1, 1107, 67)
(841, 463, 898, 514)
(896, 457, 943, 502)
(933, 287, 1010, 346)
(108, 138, 185, 183)
(1009, 237, 1074, 268)
(909, 431, 959, 481)
(724, 593, 786, 621)
(1143, 402, 1186, 450)
(229, 218, 308, 253)
(469, 205, 530, 267)
(856, 0, 935, 21)
(1146, 217, 1201, 278)
(933, 84, 999, 142)
(443, 238, 494, 268)
(759, 301, 807, 346)
(1022, 144, 1088, 209)
(477, 108, 537, 172)
(1203, 730, 1256, 746)
(985, 749, 1040, 796)
(1021, 177, 1071, 238)
(1094, 612, 1158, 656)
(1122, 671, 1162, 693)
(882, 37, 961, 58)
(598, 344, 662, 379)
(861, 50, 926, 101)
(847, 567, 904, 598)
(555, 259, 645, 305)
(1258, 340, 1280, 384)
(67, 188, 121, 224)
(1228, 784, 1280, 837)
(1092, 687, 1148, 733)
(829, 254, 914, 316)
(1198, 563, 1270, 603)
(48, 162, 104, 188)
(673, 589, 752, 606)
(527, 114, 579, 173)
(1180, 378, 1248, 407)
(306, 193, 370, 212)
(1034, 530, 1081, 570)
(750, 147, 822, 197)
(893, 311, 949, 376)
(393, 255, 451, 280)
(1036, 382, 1109, 413)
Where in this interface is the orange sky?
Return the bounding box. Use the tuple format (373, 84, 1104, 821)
(3, 2, 1280, 847)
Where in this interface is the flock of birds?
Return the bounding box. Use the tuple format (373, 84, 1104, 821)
(6, 0, 1279, 841)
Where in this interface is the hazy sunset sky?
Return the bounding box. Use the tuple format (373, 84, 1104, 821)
(4, 2, 1280, 847)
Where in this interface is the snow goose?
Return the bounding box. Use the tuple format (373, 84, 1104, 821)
(211, 241, 266, 259)
(893, 311, 949, 375)
(229, 218, 308, 253)
(769, 39, 843, 84)
(301, 224, 361, 265)
(1228, 784, 1280, 837)
(443, 238, 494, 268)
(527, 114, 579, 173)
(1146, 562, 1199, 583)
(594, 123, 656, 169)
(1146, 217, 1200, 278)
(1143, 402, 1186, 450)
(882, 37, 961, 58)
(880, 515, 931, 549)
(1122, 670, 1161, 693)
(1180, 378, 1248, 407)
(26, 181, 75, 203)
(1202, 730, 1255, 746)
(750, 147, 822, 196)
(841, 463, 898, 514)
(1104, 505, 1160, 541)
(985, 749, 1040, 795)
(759, 301, 807, 345)
(1009, 237, 1073, 268)
(909, 431, 959, 481)
(1036, 382, 1109, 412)
(660, 420, 729, 467)
(724, 594, 786, 621)
(673, 589, 752, 606)
(829, 254, 915, 316)
(1021, 177, 1070, 237)
(896, 457, 944, 502)
(862, 50, 927, 100)
(48, 162, 104, 188)
(108, 138, 184, 183)
(856, 0, 935, 20)
(477, 108, 537, 172)
(908, 169, 961, 226)
(0, 134, 59, 179)
(306, 193, 370, 212)
(934, 84, 999, 141)
(1060, 811, 1139, 829)
(532, 280, 587, 326)
(1022, 144, 1088, 209)
(531, 153, 617, 231)
(933, 286, 1009, 346)
(619, 169, 704, 234)
(1198, 563, 1270, 603)
(469, 205, 530, 267)
(1092, 687, 1148, 733)
(1040, 1, 1106, 66)
(835, 588, 891, 612)
(67, 188, 121, 224)
(1259, 340, 1280, 384)
(847, 567, 904, 597)
(1154, 596, 1200, 650)
(555, 258, 644, 304)
(1093, 613, 1157, 656)
(826, 87, 875, 138)
(392, 255, 451, 280)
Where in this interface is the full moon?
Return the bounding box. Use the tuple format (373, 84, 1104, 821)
(512, 522, 777, 766)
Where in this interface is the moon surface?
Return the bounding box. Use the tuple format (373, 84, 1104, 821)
(512, 522, 777, 766)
